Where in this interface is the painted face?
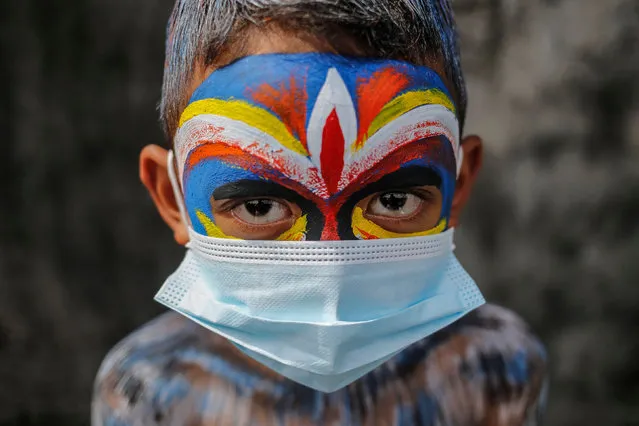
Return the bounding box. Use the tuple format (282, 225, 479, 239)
(174, 53, 460, 241)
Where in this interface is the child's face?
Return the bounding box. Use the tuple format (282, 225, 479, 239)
(141, 34, 482, 244)
(175, 54, 459, 241)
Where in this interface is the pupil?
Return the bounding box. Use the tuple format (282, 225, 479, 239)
(380, 192, 407, 210)
(245, 200, 273, 217)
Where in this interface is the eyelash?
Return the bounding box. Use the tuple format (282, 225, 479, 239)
(379, 188, 437, 204)
(212, 187, 438, 219)
(405, 188, 437, 201)
(213, 198, 273, 213)
(365, 188, 438, 218)
(214, 197, 294, 225)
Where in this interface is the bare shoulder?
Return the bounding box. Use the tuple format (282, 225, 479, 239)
(91, 311, 257, 426)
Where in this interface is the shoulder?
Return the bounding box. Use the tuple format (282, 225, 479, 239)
(91, 311, 254, 426)
(383, 304, 548, 425)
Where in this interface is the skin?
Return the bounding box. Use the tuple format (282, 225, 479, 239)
(141, 25, 483, 244)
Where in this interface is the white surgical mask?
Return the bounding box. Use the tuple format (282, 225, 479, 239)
(156, 151, 485, 392)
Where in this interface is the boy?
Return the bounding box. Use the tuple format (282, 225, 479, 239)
(93, 1, 547, 425)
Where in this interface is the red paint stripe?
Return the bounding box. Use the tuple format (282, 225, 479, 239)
(340, 137, 454, 200)
(355, 228, 380, 240)
(320, 213, 340, 241)
(320, 108, 345, 196)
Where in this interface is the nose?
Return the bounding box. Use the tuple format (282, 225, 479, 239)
(319, 215, 341, 241)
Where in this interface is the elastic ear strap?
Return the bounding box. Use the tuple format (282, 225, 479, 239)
(167, 150, 191, 228)
(456, 146, 464, 179)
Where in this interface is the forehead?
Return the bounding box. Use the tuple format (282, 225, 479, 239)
(175, 53, 460, 190)
(188, 53, 454, 115)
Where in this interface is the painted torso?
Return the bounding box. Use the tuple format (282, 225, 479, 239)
(92, 304, 547, 426)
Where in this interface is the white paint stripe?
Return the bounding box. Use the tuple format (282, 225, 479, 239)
(341, 105, 461, 190)
(175, 115, 328, 197)
(306, 68, 357, 171)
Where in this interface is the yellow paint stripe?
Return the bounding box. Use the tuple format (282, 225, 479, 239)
(179, 99, 308, 156)
(351, 206, 447, 239)
(276, 215, 308, 241)
(196, 210, 239, 239)
(354, 89, 456, 151)
(197, 210, 307, 241)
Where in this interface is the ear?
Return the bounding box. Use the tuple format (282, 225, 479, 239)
(449, 135, 483, 228)
(139, 145, 189, 245)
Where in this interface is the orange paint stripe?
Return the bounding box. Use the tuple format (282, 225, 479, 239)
(356, 67, 410, 148)
(186, 143, 247, 170)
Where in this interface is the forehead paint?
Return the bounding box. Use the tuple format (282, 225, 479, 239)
(174, 53, 460, 240)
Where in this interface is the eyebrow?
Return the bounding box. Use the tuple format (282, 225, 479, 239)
(358, 166, 442, 194)
(212, 166, 442, 202)
(334, 165, 442, 209)
(212, 179, 307, 203)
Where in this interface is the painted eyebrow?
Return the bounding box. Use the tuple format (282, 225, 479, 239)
(213, 167, 441, 202)
(212, 179, 307, 203)
(358, 166, 442, 196)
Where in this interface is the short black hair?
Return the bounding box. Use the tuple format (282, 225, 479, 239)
(161, 0, 467, 139)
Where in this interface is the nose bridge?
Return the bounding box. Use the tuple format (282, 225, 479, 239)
(300, 198, 347, 241)
(306, 196, 355, 241)
(319, 213, 341, 241)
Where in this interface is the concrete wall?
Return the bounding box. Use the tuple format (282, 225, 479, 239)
(0, 1, 637, 424)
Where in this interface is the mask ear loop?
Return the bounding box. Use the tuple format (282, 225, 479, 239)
(167, 150, 192, 234)
(449, 143, 463, 251)
(456, 146, 464, 178)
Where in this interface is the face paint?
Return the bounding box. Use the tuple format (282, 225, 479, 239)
(173, 53, 460, 241)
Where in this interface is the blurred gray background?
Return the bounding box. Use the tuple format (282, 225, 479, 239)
(0, 0, 637, 425)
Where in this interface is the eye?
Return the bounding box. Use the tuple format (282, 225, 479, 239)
(232, 199, 290, 224)
(355, 186, 443, 235)
(367, 192, 422, 218)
